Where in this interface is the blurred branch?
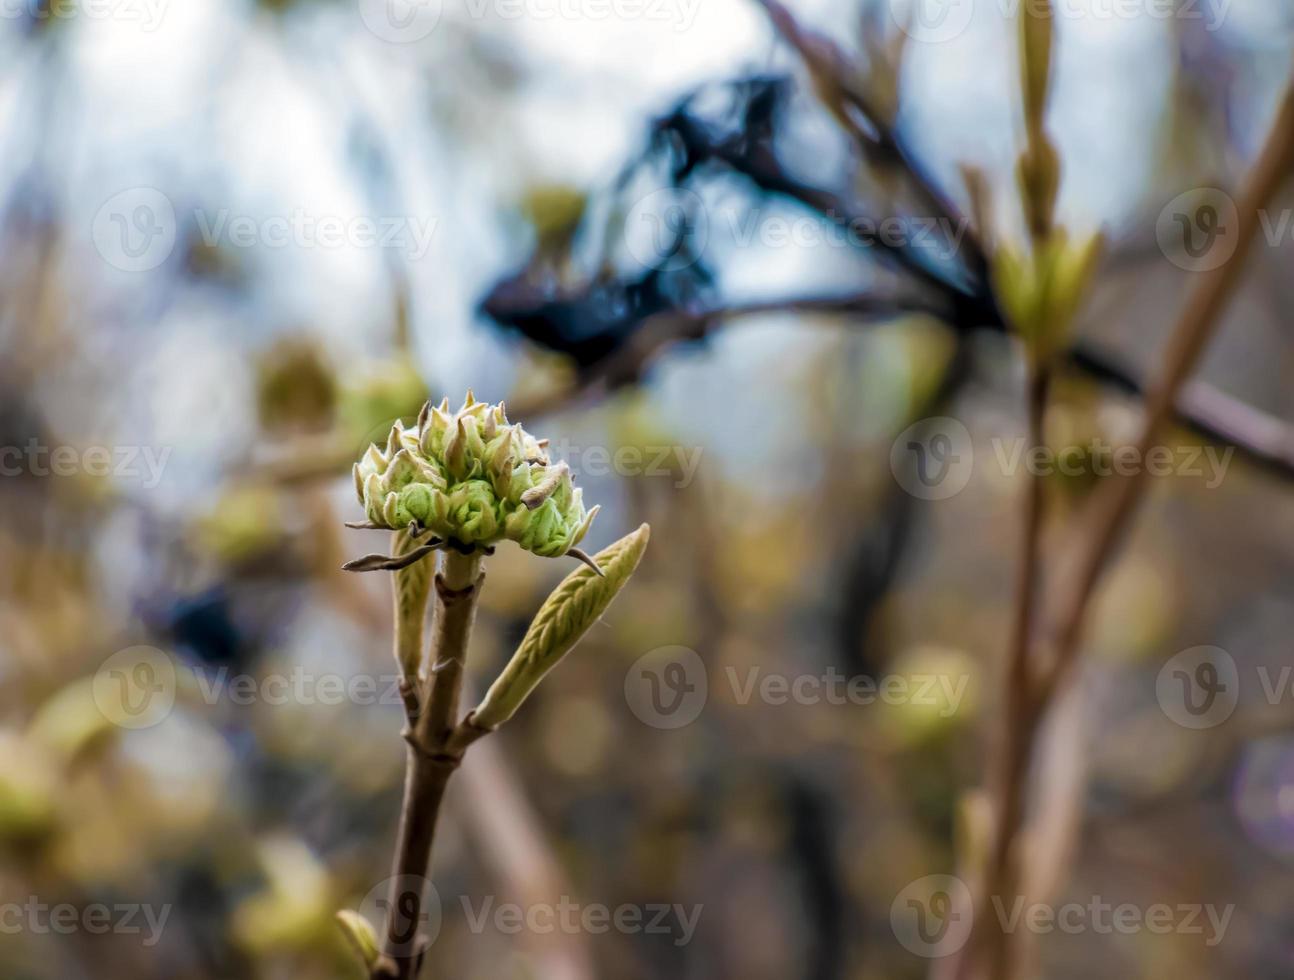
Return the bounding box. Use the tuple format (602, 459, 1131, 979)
(1040, 77, 1294, 692)
(505, 294, 1294, 482)
(751, 0, 989, 280)
(454, 732, 597, 980)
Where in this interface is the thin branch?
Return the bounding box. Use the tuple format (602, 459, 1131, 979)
(1040, 78, 1294, 693)
(751, 0, 986, 278)
(976, 368, 1051, 980)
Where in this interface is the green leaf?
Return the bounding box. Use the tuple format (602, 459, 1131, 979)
(335, 910, 380, 971)
(472, 524, 650, 731)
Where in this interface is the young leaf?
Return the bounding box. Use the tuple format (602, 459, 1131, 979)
(392, 527, 435, 681)
(335, 910, 380, 971)
(471, 524, 650, 731)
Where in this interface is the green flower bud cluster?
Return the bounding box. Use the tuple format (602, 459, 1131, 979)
(353, 392, 598, 557)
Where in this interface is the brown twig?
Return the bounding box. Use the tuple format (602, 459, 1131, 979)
(974, 367, 1051, 980)
(373, 550, 484, 980)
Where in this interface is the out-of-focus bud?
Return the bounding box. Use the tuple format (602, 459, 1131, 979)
(255, 336, 338, 436)
(233, 837, 334, 955)
(27, 679, 118, 766)
(993, 229, 1105, 364)
(1017, 138, 1060, 241)
(1017, 0, 1058, 239)
(0, 732, 57, 844)
(338, 356, 430, 448)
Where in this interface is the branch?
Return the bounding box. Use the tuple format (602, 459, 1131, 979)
(504, 295, 1294, 484)
(1040, 77, 1294, 692)
(373, 550, 484, 980)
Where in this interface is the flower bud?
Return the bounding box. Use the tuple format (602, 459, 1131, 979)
(352, 392, 597, 557)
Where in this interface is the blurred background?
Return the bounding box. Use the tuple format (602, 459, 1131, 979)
(2, 0, 1294, 977)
